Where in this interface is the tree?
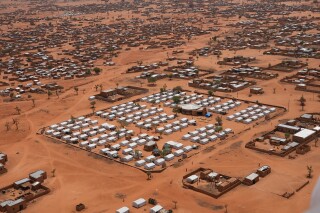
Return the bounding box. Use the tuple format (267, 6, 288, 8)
(150, 99, 156, 106)
(172, 96, 181, 104)
(70, 115, 76, 124)
(147, 171, 152, 180)
(9, 92, 14, 99)
(208, 90, 214, 96)
(47, 90, 52, 99)
(95, 84, 99, 91)
(307, 165, 313, 178)
(148, 77, 157, 85)
(173, 86, 183, 92)
(93, 67, 102, 75)
(299, 95, 306, 111)
(172, 200, 177, 209)
(163, 83, 167, 91)
(117, 120, 128, 129)
(31, 99, 35, 107)
(215, 126, 223, 132)
(134, 150, 142, 159)
(172, 106, 180, 116)
(90, 101, 96, 113)
(74, 87, 79, 95)
(15, 106, 21, 115)
(5, 122, 10, 131)
(51, 169, 56, 177)
(85, 69, 92, 75)
(12, 118, 19, 130)
(137, 60, 143, 66)
(115, 193, 126, 202)
(285, 133, 290, 140)
(215, 116, 223, 126)
(99, 84, 103, 92)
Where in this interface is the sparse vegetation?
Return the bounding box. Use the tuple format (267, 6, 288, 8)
(307, 165, 313, 178)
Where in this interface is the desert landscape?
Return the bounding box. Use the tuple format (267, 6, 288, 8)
(0, 0, 319, 212)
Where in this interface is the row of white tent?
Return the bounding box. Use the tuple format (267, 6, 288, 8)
(162, 93, 209, 107)
(46, 120, 119, 139)
(117, 107, 165, 125)
(82, 133, 157, 154)
(182, 124, 233, 145)
(96, 103, 147, 120)
(136, 141, 195, 170)
(62, 127, 134, 145)
(155, 118, 197, 135)
(227, 104, 276, 124)
(48, 116, 103, 132)
(141, 91, 187, 104)
(208, 99, 242, 113)
(116, 198, 163, 213)
(136, 113, 177, 129)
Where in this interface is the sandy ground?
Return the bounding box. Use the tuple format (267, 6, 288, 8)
(0, 0, 320, 213)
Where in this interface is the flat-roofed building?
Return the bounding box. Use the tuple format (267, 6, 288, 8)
(293, 128, 316, 143)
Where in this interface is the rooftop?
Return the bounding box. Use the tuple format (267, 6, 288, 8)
(294, 129, 316, 139)
(246, 173, 259, 181)
(179, 103, 202, 111)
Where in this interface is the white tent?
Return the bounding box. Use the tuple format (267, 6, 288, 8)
(174, 149, 184, 157)
(116, 206, 129, 213)
(150, 205, 163, 213)
(183, 146, 193, 152)
(164, 154, 174, 161)
(154, 158, 165, 166)
(164, 129, 173, 135)
(144, 162, 156, 170)
(135, 160, 146, 167)
(122, 155, 133, 162)
(132, 198, 146, 208)
(145, 155, 156, 163)
(182, 134, 191, 140)
(200, 138, 209, 145)
(128, 142, 137, 149)
(186, 175, 199, 184)
(123, 148, 133, 155)
(120, 140, 129, 147)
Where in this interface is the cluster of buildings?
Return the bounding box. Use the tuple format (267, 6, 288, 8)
(217, 56, 256, 66)
(135, 71, 167, 81)
(126, 62, 166, 73)
(189, 46, 221, 57)
(116, 197, 170, 213)
(246, 113, 320, 157)
(93, 86, 149, 103)
(264, 47, 320, 59)
(281, 68, 320, 94)
(268, 59, 308, 72)
(243, 165, 271, 186)
(226, 104, 277, 124)
(0, 152, 8, 174)
(188, 77, 255, 92)
(0, 170, 49, 213)
(183, 166, 271, 199)
(43, 89, 280, 172)
(164, 65, 212, 79)
(222, 65, 278, 80)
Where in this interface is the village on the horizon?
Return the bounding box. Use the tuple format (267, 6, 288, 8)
(0, 0, 319, 213)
